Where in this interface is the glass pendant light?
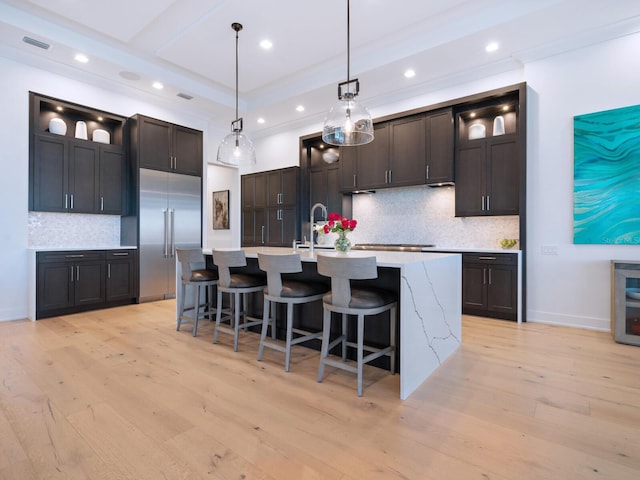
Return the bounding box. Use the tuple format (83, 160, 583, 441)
(322, 0, 374, 147)
(217, 22, 256, 167)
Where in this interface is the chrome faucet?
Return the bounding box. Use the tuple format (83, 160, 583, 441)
(310, 202, 327, 254)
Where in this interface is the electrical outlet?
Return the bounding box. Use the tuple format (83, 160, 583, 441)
(541, 245, 558, 255)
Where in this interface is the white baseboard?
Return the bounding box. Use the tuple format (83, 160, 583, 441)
(0, 307, 29, 322)
(527, 310, 610, 332)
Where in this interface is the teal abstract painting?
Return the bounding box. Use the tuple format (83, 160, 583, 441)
(574, 104, 640, 244)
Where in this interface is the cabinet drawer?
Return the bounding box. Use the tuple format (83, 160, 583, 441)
(463, 253, 517, 265)
(38, 250, 106, 263)
(106, 249, 136, 260)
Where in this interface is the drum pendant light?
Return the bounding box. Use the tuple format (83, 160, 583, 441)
(322, 0, 374, 147)
(217, 22, 256, 167)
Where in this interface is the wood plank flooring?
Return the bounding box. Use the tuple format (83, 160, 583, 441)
(1, 300, 639, 479)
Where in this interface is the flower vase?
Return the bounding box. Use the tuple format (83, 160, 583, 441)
(334, 231, 351, 253)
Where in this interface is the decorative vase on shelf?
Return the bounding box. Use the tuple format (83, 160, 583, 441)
(334, 231, 352, 253)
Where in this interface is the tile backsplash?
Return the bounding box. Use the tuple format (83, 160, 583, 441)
(349, 185, 520, 249)
(28, 212, 122, 248)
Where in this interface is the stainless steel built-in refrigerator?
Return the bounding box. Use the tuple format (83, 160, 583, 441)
(139, 168, 201, 301)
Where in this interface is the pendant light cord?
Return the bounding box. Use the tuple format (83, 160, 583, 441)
(346, 0, 350, 86)
(235, 25, 239, 121)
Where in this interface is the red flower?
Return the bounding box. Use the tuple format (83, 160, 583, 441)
(324, 212, 357, 233)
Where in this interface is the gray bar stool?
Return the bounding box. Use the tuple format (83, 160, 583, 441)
(176, 248, 218, 336)
(257, 252, 329, 372)
(316, 254, 397, 396)
(211, 249, 266, 351)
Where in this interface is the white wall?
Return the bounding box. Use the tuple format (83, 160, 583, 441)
(524, 33, 640, 330)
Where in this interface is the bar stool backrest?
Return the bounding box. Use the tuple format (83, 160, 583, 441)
(211, 249, 247, 287)
(316, 255, 378, 308)
(177, 248, 206, 281)
(258, 253, 302, 297)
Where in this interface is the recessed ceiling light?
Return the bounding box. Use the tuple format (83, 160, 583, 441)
(152, 81, 164, 90)
(56, 106, 63, 112)
(469, 112, 476, 118)
(257, 117, 265, 124)
(97, 116, 103, 121)
(485, 42, 499, 53)
(296, 105, 305, 112)
(259, 39, 273, 50)
(404, 69, 416, 78)
(74, 53, 89, 63)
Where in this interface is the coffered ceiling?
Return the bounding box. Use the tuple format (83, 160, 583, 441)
(2, 0, 640, 136)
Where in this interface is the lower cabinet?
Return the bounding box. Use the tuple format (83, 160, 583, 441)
(462, 253, 518, 321)
(36, 249, 137, 319)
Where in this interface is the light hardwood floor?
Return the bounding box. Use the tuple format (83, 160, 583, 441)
(1, 300, 639, 479)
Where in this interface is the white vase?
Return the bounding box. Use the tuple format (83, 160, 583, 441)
(75, 121, 88, 140)
(493, 115, 505, 136)
(48, 117, 67, 135)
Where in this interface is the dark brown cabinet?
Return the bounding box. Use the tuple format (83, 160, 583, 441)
(106, 250, 137, 302)
(36, 249, 137, 319)
(241, 167, 299, 246)
(425, 109, 454, 185)
(339, 113, 446, 191)
(132, 115, 202, 176)
(462, 253, 517, 321)
(454, 95, 520, 217)
(29, 92, 128, 214)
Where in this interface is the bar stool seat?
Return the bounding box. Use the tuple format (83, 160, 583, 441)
(316, 254, 397, 396)
(211, 249, 267, 352)
(257, 253, 329, 372)
(176, 248, 218, 336)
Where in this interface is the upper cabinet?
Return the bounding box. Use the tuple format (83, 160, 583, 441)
(425, 109, 454, 185)
(339, 110, 454, 192)
(130, 114, 202, 176)
(29, 92, 128, 215)
(454, 91, 521, 217)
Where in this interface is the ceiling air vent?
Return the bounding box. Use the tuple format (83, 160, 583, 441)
(177, 92, 194, 100)
(22, 36, 50, 50)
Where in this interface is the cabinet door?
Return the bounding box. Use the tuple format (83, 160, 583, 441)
(357, 123, 389, 189)
(173, 126, 202, 176)
(241, 209, 256, 246)
(74, 261, 106, 306)
(389, 116, 425, 187)
(99, 146, 125, 214)
(279, 168, 298, 206)
(138, 116, 172, 171)
(455, 143, 486, 217)
(426, 109, 454, 185)
(266, 207, 295, 246)
(487, 264, 517, 316)
(69, 141, 98, 213)
(255, 209, 267, 245)
(241, 175, 255, 208)
(267, 170, 283, 206)
(106, 252, 135, 302)
(254, 173, 267, 208)
(462, 263, 487, 311)
(37, 261, 74, 312)
(487, 137, 519, 215)
(339, 146, 357, 191)
(32, 134, 68, 211)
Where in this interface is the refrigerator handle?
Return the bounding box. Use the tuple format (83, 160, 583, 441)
(170, 208, 175, 257)
(163, 208, 169, 258)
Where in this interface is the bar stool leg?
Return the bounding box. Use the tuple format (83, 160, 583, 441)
(341, 313, 348, 361)
(192, 284, 201, 337)
(233, 292, 241, 352)
(270, 302, 277, 339)
(177, 282, 187, 331)
(357, 313, 365, 397)
(284, 302, 294, 372)
(257, 297, 270, 361)
(317, 308, 332, 382)
(213, 290, 224, 344)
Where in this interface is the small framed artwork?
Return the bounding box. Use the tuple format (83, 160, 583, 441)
(213, 190, 230, 230)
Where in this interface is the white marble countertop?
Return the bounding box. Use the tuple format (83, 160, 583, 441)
(205, 246, 461, 268)
(29, 245, 137, 251)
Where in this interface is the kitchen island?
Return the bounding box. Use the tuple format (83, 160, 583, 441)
(182, 247, 461, 400)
